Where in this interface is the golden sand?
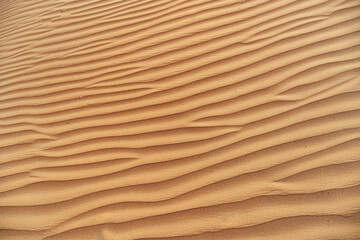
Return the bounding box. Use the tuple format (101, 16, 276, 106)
(0, 0, 360, 239)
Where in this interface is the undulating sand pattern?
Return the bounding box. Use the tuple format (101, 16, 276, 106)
(1, 0, 360, 239)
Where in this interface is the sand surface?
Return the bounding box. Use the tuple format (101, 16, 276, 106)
(0, 0, 360, 239)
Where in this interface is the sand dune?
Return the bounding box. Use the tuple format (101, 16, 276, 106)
(1, 0, 360, 239)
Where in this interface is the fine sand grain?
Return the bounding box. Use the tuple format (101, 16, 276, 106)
(0, 0, 360, 239)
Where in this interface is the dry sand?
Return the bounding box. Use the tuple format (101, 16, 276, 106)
(0, 0, 360, 239)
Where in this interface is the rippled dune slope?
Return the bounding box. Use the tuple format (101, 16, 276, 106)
(0, 0, 360, 239)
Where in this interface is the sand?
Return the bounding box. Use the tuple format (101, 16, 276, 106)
(0, 0, 360, 239)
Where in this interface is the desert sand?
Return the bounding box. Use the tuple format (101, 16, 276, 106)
(0, 0, 360, 239)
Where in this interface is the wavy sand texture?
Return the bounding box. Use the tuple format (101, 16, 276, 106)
(1, 0, 360, 239)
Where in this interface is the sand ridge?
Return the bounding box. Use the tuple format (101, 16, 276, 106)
(0, 0, 360, 239)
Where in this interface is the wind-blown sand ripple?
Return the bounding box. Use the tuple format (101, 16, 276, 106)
(0, 0, 360, 239)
